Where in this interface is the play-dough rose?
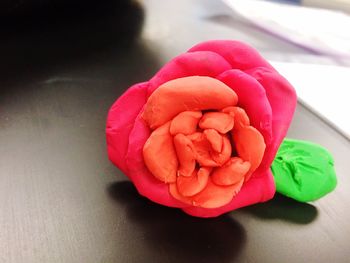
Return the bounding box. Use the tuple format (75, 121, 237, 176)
(106, 40, 297, 217)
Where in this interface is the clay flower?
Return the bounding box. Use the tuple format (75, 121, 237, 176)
(106, 40, 297, 217)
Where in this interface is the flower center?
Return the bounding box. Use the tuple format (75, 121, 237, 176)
(142, 76, 266, 208)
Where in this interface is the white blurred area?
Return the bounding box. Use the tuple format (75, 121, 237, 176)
(223, 0, 350, 59)
(223, 0, 350, 139)
(271, 62, 350, 139)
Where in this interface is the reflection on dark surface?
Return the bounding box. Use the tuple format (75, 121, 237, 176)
(242, 193, 318, 224)
(0, 0, 144, 83)
(108, 181, 246, 263)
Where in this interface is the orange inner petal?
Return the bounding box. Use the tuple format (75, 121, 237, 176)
(170, 111, 202, 135)
(233, 125, 265, 181)
(173, 134, 196, 177)
(169, 183, 193, 205)
(211, 157, 251, 186)
(222, 106, 250, 129)
(142, 76, 238, 129)
(189, 132, 219, 167)
(143, 122, 178, 183)
(199, 112, 234, 134)
(210, 135, 232, 166)
(176, 167, 211, 197)
(203, 129, 223, 153)
(190, 178, 244, 208)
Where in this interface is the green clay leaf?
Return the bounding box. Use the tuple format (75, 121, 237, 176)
(271, 139, 337, 202)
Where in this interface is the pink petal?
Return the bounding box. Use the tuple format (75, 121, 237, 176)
(217, 69, 272, 145)
(246, 67, 297, 171)
(148, 51, 231, 94)
(106, 82, 148, 174)
(188, 40, 275, 71)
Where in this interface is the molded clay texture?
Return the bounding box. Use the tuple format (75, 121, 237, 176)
(106, 40, 297, 217)
(271, 139, 337, 202)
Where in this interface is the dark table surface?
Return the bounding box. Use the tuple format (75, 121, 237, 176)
(1, 0, 349, 262)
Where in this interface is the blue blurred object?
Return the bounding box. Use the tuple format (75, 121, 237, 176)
(270, 0, 301, 4)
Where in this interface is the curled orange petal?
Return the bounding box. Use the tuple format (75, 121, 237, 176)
(222, 106, 250, 129)
(211, 157, 251, 186)
(143, 76, 238, 129)
(203, 129, 223, 153)
(176, 167, 211, 197)
(211, 135, 232, 166)
(169, 183, 192, 205)
(191, 178, 244, 208)
(143, 122, 178, 183)
(199, 112, 234, 134)
(233, 125, 265, 180)
(173, 134, 196, 177)
(170, 111, 202, 135)
(188, 132, 219, 167)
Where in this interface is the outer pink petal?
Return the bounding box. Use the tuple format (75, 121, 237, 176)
(125, 113, 187, 208)
(246, 67, 297, 171)
(148, 51, 231, 94)
(106, 82, 148, 174)
(182, 169, 276, 218)
(188, 40, 275, 71)
(217, 69, 272, 145)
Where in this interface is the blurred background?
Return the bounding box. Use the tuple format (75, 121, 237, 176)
(1, 0, 349, 137)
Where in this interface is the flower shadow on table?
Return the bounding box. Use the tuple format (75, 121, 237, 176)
(107, 181, 246, 263)
(240, 193, 318, 224)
